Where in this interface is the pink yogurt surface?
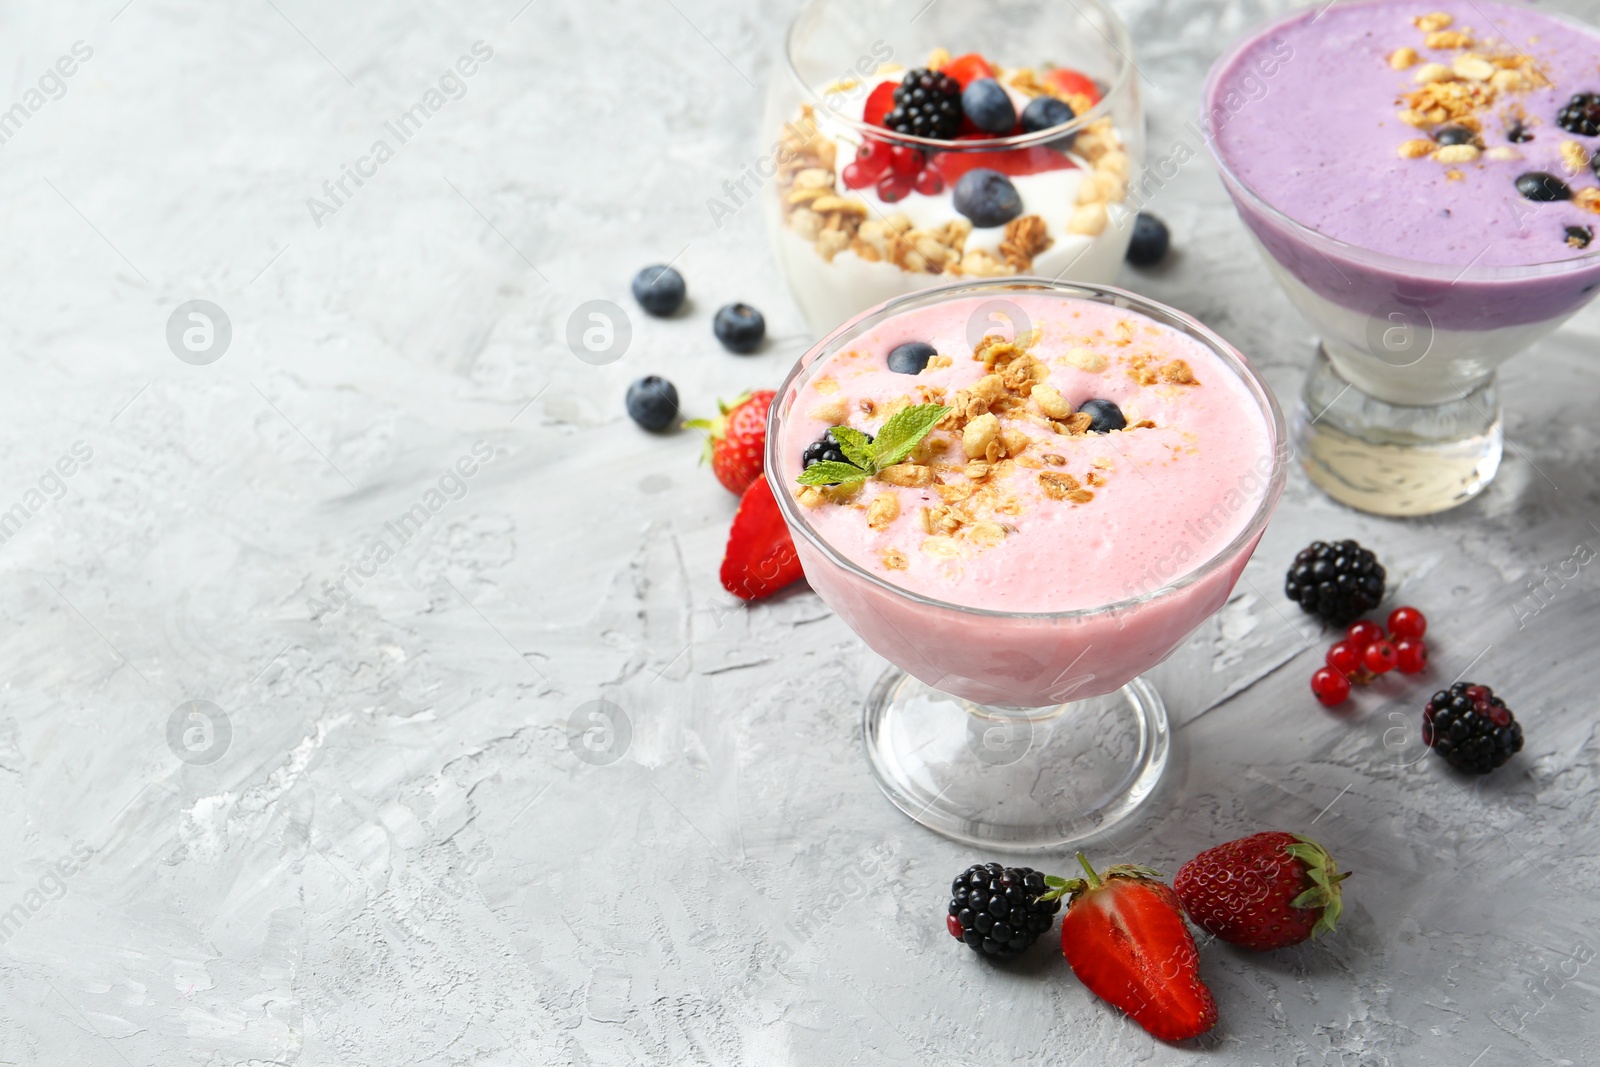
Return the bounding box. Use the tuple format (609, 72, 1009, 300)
(779, 294, 1274, 614)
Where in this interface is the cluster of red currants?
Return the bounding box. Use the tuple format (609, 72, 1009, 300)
(1310, 607, 1428, 707)
(841, 141, 945, 201)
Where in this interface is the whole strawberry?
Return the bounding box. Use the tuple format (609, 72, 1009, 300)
(1043, 853, 1217, 1042)
(1174, 832, 1349, 951)
(688, 390, 774, 494)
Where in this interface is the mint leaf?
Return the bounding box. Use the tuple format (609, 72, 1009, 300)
(871, 403, 951, 469)
(796, 461, 870, 487)
(827, 426, 876, 469)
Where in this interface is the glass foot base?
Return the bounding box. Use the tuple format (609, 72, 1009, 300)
(1295, 343, 1502, 516)
(862, 668, 1169, 851)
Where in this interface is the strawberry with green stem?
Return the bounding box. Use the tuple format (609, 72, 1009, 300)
(687, 390, 774, 495)
(1173, 832, 1351, 951)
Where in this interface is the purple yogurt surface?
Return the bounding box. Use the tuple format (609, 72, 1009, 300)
(1206, 0, 1600, 329)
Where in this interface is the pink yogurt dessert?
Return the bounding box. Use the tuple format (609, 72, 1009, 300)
(771, 286, 1284, 706)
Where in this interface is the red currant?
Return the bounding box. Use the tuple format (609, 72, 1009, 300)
(1364, 639, 1398, 674)
(1346, 620, 1384, 649)
(913, 165, 945, 195)
(853, 140, 891, 179)
(889, 145, 925, 177)
(1387, 606, 1427, 640)
(1394, 637, 1428, 674)
(876, 172, 913, 202)
(1326, 640, 1362, 675)
(1311, 667, 1351, 707)
(841, 161, 874, 189)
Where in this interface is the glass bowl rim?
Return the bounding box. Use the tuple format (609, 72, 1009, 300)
(1201, 0, 1600, 280)
(764, 277, 1289, 621)
(779, 0, 1139, 152)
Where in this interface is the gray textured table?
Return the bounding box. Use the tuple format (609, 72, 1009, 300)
(1, 0, 1597, 1063)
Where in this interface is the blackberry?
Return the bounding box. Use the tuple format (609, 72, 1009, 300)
(884, 68, 963, 141)
(1284, 539, 1386, 626)
(800, 427, 871, 479)
(1558, 92, 1600, 137)
(1423, 682, 1523, 774)
(946, 862, 1060, 960)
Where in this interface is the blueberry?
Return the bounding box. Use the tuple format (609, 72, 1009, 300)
(631, 265, 686, 316)
(1515, 172, 1572, 202)
(952, 168, 1022, 228)
(1506, 121, 1532, 143)
(1020, 96, 1077, 137)
(1078, 399, 1125, 433)
(1434, 125, 1476, 147)
(625, 375, 679, 431)
(713, 303, 765, 353)
(961, 78, 1016, 134)
(887, 341, 937, 374)
(1126, 213, 1170, 267)
(1566, 225, 1593, 249)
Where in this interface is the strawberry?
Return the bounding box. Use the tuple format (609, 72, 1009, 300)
(1043, 853, 1217, 1042)
(1174, 832, 1350, 951)
(687, 390, 774, 495)
(863, 80, 897, 127)
(720, 473, 804, 601)
(931, 146, 1076, 183)
(941, 52, 996, 89)
(1045, 67, 1102, 106)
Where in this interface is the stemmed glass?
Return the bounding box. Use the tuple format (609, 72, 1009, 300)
(1204, 8, 1600, 516)
(765, 278, 1287, 849)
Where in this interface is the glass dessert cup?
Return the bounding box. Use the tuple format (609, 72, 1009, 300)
(762, 0, 1145, 337)
(1204, 24, 1600, 517)
(766, 279, 1287, 850)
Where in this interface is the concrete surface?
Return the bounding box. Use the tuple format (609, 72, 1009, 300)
(0, 0, 1596, 1063)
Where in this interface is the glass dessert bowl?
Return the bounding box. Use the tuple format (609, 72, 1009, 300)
(761, 0, 1145, 337)
(1206, 0, 1600, 516)
(765, 278, 1286, 849)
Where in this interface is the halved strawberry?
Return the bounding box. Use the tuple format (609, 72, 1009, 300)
(1046, 68, 1102, 106)
(720, 474, 805, 601)
(687, 390, 774, 495)
(863, 80, 897, 126)
(932, 146, 1076, 183)
(942, 52, 996, 88)
(1046, 853, 1217, 1042)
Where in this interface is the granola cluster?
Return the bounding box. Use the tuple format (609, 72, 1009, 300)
(1387, 13, 1600, 212)
(774, 53, 1129, 277)
(1387, 15, 1551, 159)
(799, 324, 1198, 568)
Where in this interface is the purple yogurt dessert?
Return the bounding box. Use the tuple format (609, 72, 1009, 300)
(1208, 0, 1600, 343)
(1205, 0, 1600, 515)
